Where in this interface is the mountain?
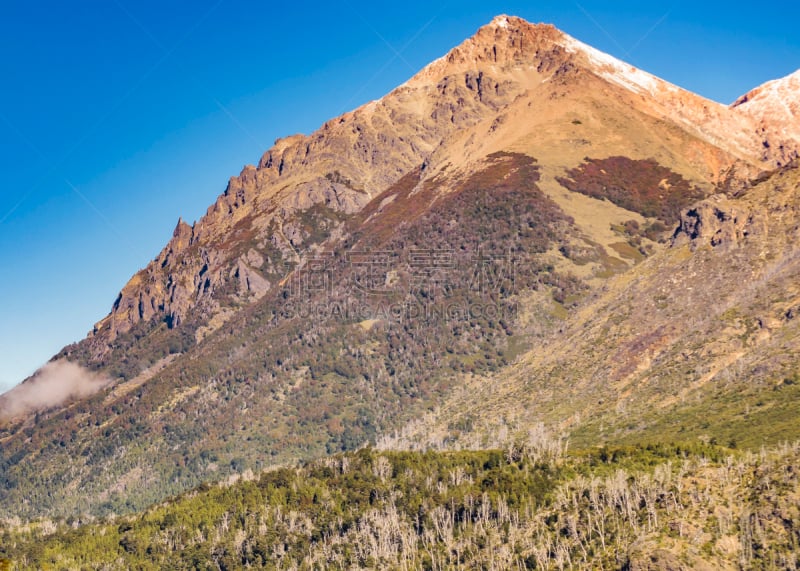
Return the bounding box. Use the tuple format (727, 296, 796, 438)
(1, 15, 799, 520)
(63, 18, 798, 350)
(56, 17, 788, 353)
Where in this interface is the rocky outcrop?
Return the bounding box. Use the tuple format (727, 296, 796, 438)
(672, 194, 765, 250)
(231, 252, 270, 298)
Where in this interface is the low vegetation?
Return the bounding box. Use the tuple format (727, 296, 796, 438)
(557, 157, 706, 225)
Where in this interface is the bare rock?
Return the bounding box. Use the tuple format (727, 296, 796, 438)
(232, 259, 270, 297)
(672, 194, 763, 250)
(245, 248, 264, 268)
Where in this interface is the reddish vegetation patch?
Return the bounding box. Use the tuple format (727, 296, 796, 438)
(348, 167, 434, 247)
(557, 157, 706, 225)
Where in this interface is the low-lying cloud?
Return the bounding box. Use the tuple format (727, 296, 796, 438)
(0, 360, 111, 421)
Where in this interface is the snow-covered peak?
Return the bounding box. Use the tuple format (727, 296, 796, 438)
(731, 69, 800, 114)
(730, 69, 800, 165)
(490, 15, 511, 29)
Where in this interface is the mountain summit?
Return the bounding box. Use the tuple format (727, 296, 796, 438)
(732, 68, 800, 164)
(2, 16, 799, 519)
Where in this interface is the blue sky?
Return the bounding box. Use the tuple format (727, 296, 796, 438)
(0, 0, 798, 391)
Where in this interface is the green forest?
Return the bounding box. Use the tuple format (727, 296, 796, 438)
(2, 440, 798, 569)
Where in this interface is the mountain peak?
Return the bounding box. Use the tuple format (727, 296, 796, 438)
(732, 68, 800, 109)
(474, 14, 561, 43)
(731, 68, 800, 166)
(488, 14, 512, 29)
(403, 15, 672, 100)
(399, 16, 564, 90)
(483, 14, 545, 33)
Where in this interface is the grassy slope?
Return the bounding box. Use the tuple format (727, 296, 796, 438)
(380, 163, 800, 453)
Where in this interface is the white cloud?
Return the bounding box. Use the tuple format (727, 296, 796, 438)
(0, 360, 110, 420)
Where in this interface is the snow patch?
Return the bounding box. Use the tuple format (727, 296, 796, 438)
(560, 34, 669, 97)
(731, 68, 800, 144)
(734, 69, 800, 112)
(493, 16, 510, 29)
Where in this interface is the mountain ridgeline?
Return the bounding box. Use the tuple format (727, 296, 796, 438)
(1, 14, 800, 534)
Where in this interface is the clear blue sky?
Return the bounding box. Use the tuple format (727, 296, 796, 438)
(1, 0, 798, 391)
